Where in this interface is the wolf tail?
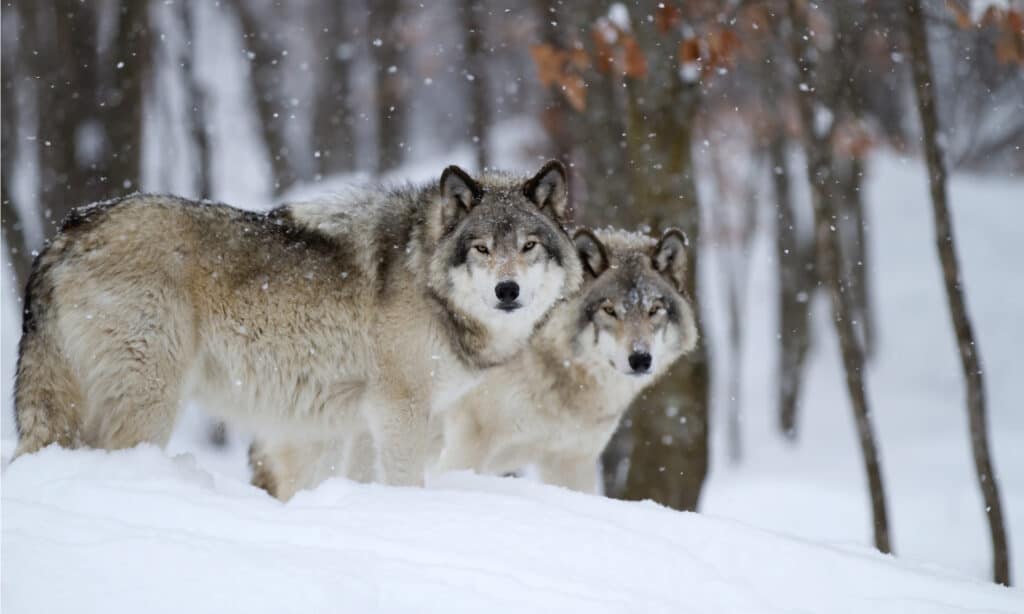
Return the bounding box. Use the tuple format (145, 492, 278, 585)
(13, 260, 84, 457)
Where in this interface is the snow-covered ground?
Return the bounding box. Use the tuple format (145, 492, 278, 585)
(3, 445, 1021, 613)
(700, 153, 1024, 585)
(2, 151, 1022, 611)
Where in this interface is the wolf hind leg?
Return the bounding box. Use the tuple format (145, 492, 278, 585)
(13, 330, 85, 457)
(74, 297, 193, 450)
(343, 429, 378, 483)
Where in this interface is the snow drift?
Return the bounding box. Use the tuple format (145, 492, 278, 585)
(2, 446, 1019, 613)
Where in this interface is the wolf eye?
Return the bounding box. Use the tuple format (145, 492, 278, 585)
(649, 305, 665, 317)
(522, 241, 537, 252)
(474, 245, 490, 255)
(602, 305, 617, 318)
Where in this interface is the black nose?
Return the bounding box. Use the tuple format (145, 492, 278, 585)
(495, 280, 520, 303)
(628, 352, 652, 373)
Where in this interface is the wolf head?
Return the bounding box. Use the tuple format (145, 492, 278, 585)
(568, 228, 698, 379)
(427, 161, 583, 364)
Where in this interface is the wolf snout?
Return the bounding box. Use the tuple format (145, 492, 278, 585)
(628, 351, 652, 374)
(494, 280, 520, 310)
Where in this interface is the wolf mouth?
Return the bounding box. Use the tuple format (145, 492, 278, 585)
(497, 302, 523, 312)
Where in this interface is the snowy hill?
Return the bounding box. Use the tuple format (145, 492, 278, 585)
(2, 445, 1020, 614)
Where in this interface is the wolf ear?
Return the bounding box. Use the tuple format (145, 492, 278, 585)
(573, 228, 609, 278)
(652, 228, 689, 291)
(523, 160, 568, 224)
(433, 165, 483, 239)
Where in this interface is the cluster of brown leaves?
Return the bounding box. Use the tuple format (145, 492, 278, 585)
(530, 43, 590, 111)
(677, 28, 743, 78)
(831, 118, 875, 160)
(947, 1, 1024, 64)
(530, 17, 648, 111)
(531, 10, 745, 111)
(591, 18, 647, 79)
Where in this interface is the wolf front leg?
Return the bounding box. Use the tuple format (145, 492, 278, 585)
(364, 393, 432, 487)
(539, 453, 601, 494)
(433, 408, 489, 475)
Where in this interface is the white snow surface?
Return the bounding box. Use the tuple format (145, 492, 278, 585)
(3, 445, 1020, 614)
(3, 137, 1024, 609)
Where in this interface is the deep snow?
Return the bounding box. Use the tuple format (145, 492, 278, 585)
(3, 445, 1021, 614)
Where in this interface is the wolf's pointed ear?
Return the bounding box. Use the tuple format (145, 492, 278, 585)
(573, 228, 609, 278)
(440, 165, 483, 211)
(652, 228, 689, 292)
(432, 165, 483, 240)
(523, 160, 568, 223)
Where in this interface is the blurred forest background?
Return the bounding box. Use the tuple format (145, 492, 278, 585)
(2, 0, 1022, 585)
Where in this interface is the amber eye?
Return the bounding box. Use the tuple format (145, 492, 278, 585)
(602, 305, 617, 318)
(649, 305, 665, 317)
(522, 241, 537, 252)
(474, 245, 490, 255)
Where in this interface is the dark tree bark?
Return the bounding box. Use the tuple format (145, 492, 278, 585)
(368, 0, 407, 174)
(461, 0, 490, 171)
(25, 0, 149, 238)
(233, 1, 303, 194)
(836, 156, 875, 358)
(787, 0, 891, 554)
(2, 2, 32, 293)
(831, 3, 875, 359)
(180, 2, 212, 199)
(614, 4, 708, 511)
(102, 1, 151, 194)
(905, 0, 1010, 586)
(33, 0, 104, 233)
(312, 0, 357, 177)
(533, 0, 575, 184)
(771, 134, 814, 439)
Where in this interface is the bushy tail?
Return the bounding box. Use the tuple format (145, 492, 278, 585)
(14, 310, 84, 458)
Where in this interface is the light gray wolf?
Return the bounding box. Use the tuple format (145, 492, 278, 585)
(249, 227, 697, 498)
(14, 161, 583, 487)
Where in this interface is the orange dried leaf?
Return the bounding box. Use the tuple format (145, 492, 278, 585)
(679, 37, 701, 64)
(622, 35, 647, 78)
(717, 28, 742, 62)
(530, 44, 563, 87)
(1005, 9, 1023, 34)
(981, 6, 1002, 28)
(946, 0, 972, 29)
(995, 33, 1021, 64)
(569, 46, 592, 71)
(559, 73, 587, 111)
(656, 3, 682, 34)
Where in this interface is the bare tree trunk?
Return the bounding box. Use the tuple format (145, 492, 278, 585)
(369, 0, 407, 174)
(312, 1, 357, 177)
(616, 7, 708, 510)
(33, 0, 100, 233)
(461, 0, 490, 171)
(2, 2, 33, 292)
(233, 1, 302, 194)
(103, 1, 151, 194)
(771, 134, 813, 439)
(180, 2, 212, 199)
(843, 157, 875, 358)
(787, 0, 891, 554)
(905, 0, 1010, 585)
(533, 0, 574, 179)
